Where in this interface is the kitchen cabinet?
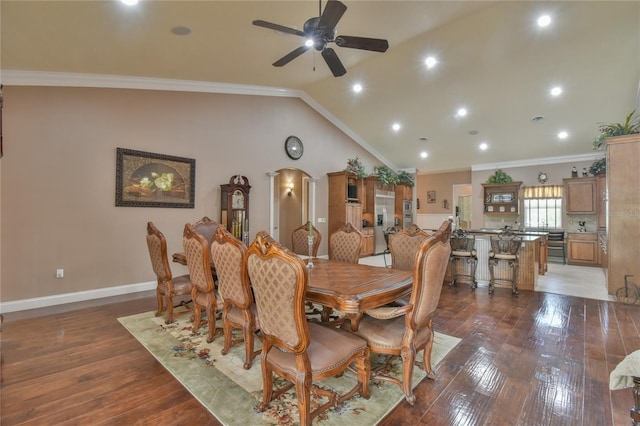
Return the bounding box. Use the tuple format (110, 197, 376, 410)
(328, 171, 364, 237)
(606, 134, 640, 294)
(361, 227, 374, 257)
(567, 233, 599, 266)
(394, 184, 412, 225)
(564, 177, 596, 214)
(482, 182, 522, 214)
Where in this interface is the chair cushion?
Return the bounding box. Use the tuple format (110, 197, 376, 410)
(267, 322, 367, 376)
(226, 303, 259, 330)
(350, 314, 431, 353)
(451, 250, 475, 257)
(170, 275, 193, 294)
(493, 253, 517, 260)
(363, 305, 408, 320)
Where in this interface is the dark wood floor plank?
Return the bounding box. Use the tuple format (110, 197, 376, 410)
(2, 287, 639, 425)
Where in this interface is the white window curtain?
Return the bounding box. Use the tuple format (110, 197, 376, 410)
(523, 185, 563, 199)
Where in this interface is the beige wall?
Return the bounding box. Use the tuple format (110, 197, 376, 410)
(416, 170, 472, 214)
(0, 86, 381, 303)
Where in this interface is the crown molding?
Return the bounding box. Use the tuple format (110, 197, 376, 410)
(1, 70, 297, 97)
(471, 152, 605, 172)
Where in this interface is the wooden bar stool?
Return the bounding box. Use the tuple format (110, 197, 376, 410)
(488, 231, 521, 295)
(448, 229, 478, 289)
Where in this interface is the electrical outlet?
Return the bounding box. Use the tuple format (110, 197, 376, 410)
(317, 217, 327, 223)
(56, 269, 64, 278)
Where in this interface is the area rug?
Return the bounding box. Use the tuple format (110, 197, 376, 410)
(118, 307, 461, 425)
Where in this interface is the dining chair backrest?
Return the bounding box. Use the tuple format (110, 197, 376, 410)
(291, 221, 321, 257)
(245, 231, 309, 352)
(183, 223, 215, 294)
(329, 222, 363, 264)
(192, 216, 219, 246)
(410, 224, 452, 327)
(389, 224, 431, 270)
(210, 225, 251, 308)
(146, 221, 172, 283)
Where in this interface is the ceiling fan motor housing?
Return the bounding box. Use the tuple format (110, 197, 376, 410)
(304, 17, 336, 51)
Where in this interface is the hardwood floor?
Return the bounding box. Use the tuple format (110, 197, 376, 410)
(2, 286, 639, 425)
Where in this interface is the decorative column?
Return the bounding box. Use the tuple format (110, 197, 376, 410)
(267, 172, 279, 237)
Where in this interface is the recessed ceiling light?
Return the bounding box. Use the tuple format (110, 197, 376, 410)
(425, 56, 438, 69)
(456, 108, 467, 118)
(120, 0, 138, 5)
(420, 151, 428, 159)
(352, 83, 362, 93)
(171, 26, 192, 36)
(537, 14, 551, 27)
(479, 142, 488, 151)
(550, 86, 562, 96)
(392, 122, 401, 132)
(558, 131, 569, 139)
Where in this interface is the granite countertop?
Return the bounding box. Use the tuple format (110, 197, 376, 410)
(467, 228, 549, 236)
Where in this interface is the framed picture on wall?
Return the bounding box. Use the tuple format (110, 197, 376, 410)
(427, 190, 436, 203)
(115, 148, 195, 208)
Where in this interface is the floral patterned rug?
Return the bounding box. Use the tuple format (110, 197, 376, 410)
(118, 307, 460, 425)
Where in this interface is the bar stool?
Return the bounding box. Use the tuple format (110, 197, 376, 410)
(448, 229, 478, 289)
(488, 231, 522, 295)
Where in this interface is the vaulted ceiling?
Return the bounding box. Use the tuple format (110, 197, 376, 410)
(2, 1, 639, 172)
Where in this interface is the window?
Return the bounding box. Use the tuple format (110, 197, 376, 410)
(523, 185, 563, 229)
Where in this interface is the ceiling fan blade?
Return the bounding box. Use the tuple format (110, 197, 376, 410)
(335, 35, 389, 52)
(318, 0, 347, 34)
(252, 20, 305, 37)
(322, 48, 347, 77)
(273, 45, 311, 67)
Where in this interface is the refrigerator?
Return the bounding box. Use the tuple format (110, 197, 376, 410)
(374, 190, 396, 255)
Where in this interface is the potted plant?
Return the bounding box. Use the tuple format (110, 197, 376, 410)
(373, 165, 398, 188)
(344, 157, 367, 178)
(396, 170, 415, 187)
(589, 158, 606, 176)
(592, 109, 639, 151)
(486, 169, 513, 184)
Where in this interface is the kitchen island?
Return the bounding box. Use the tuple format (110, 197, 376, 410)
(449, 229, 548, 292)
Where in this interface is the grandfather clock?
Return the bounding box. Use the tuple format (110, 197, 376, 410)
(220, 175, 251, 242)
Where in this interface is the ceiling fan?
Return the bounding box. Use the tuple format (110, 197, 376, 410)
(252, 0, 389, 77)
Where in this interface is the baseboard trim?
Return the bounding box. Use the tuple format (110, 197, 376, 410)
(0, 281, 157, 314)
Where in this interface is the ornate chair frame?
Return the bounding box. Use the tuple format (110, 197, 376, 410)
(183, 223, 223, 343)
(145, 221, 193, 324)
(345, 220, 452, 404)
(245, 231, 371, 426)
(329, 222, 363, 264)
(291, 220, 321, 257)
(210, 226, 260, 369)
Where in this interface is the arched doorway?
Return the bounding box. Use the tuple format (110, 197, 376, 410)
(274, 168, 313, 251)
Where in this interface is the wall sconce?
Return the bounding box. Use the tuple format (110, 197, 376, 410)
(287, 182, 294, 197)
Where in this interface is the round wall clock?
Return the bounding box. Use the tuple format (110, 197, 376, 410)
(284, 136, 303, 160)
(538, 172, 548, 184)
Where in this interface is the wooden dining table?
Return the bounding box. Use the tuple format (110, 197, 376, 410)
(304, 258, 413, 331)
(172, 252, 216, 275)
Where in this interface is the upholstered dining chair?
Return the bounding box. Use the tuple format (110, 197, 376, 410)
(345, 220, 452, 405)
(210, 225, 260, 369)
(192, 216, 220, 246)
(245, 231, 371, 426)
(389, 224, 432, 271)
(291, 221, 321, 257)
(329, 222, 363, 264)
(183, 223, 223, 343)
(145, 221, 193, 324)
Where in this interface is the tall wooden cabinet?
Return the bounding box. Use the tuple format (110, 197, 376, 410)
(606, 134, 640, 294)
(328, 171, 364, 237)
